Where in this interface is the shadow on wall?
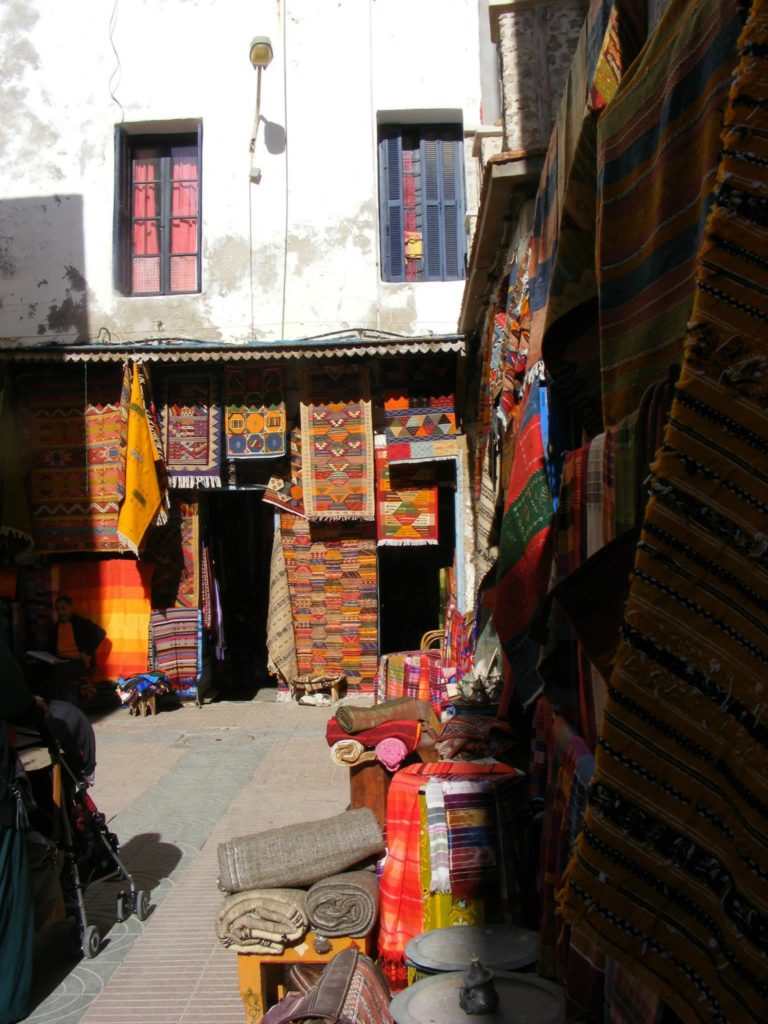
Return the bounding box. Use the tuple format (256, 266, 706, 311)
(0, 194, 89, 343)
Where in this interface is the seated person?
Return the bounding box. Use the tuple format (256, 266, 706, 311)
(35, 596, 106, 704)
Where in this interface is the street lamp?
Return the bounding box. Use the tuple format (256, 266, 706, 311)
(249, 36, 273, 183)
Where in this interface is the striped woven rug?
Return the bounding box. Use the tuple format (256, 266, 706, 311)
(560, 5, 768, 1021)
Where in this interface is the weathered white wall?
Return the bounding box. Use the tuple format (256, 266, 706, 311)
(0, 0, 483, 345)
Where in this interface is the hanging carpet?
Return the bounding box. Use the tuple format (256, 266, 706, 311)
(224, 365, 286, 459)
(375, 440, 438, 546)
(149, 608, 201, 697)
(280, 513, 378, 691)
(161, 375, 222, 488)
(263, 427, 306, 517)
(18, 368, 122, 553)
(382, 359, 457, 464)
(299, 364, 375, 521)
(142, 499, 200, 610)
(266, 524, 299, 687)
(560, 5, 768, 1021)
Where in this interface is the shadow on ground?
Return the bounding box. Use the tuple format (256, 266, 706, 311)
(28, 831, 183, 1011)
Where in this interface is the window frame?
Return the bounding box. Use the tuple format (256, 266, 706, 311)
(377, 123, 466, 284)
(114, 124, 203, 297)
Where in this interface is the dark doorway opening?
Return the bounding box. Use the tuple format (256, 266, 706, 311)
(377, 464, 456, 655)
(204, 491, 273, 699)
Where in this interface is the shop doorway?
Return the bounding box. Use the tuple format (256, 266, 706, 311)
(204, 491, 273, 699)
(377, 468, 456, 655)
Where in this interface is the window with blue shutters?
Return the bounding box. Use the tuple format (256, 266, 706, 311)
(378, 125, 466, 283)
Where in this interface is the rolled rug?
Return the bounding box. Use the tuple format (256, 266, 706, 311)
(325, 718, 422, 750)
(217, 807, 385, 894)
(375, 737, 409, 772)
(215, 888, 308, 953)
(306, 870, 379, 937)
(335, 697, 433, 734)
(330, 739, 377, 766)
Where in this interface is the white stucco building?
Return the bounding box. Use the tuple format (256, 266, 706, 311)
(0, 0, 492, 346)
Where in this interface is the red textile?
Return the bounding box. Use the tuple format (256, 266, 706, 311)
(325, 719, 421, 751)
(378, 762, 519, 990)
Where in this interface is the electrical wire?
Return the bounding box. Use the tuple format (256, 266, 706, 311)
(108, 0, 125, 123)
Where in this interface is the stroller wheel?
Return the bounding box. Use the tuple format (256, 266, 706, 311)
(82, 924, 101, 959)
(135, 889, 151, 922)
(116, 892, 128, 923)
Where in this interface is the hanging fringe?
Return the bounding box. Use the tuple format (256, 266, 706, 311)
(377, 539, 438, 547)
(117, 531, 140, 557)
(168, 476, 223, 489)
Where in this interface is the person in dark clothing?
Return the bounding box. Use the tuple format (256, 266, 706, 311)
(0, 637, 46, 1024)
(36, 595, 107, 704)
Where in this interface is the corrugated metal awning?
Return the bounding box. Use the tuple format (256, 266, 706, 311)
(0, 333, 467, 364)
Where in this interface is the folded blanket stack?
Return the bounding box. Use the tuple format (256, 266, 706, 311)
(306, 870, 379, 937)
(215, 888, 308, 953)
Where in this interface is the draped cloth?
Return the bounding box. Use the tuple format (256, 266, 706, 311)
(265, 525, 298, 686)
(50, 559, 153, 680)
(597, 0, 742, 427)
(493, 371, 555, 713)
(117, 363, 165, 555)
(378, 762, 524, 990)
(149, 608, 201, 696)
(538, 0, 647, 437)
(560, 8, 768, 1021)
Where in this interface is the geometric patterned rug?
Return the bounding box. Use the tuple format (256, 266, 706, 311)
(224, 365, 286, 459)
(280, 512, 378, 691)
(299, 364, 375, 521)
(382, 359, 457, 464)
(17, 367, 122, 553)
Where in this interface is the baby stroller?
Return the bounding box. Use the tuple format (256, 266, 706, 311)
(19, 723, 152, 959)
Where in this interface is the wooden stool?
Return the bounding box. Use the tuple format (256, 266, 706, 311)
(290, 673, 346, 704)
(237, 931, 371, 1023)
(129, 694, 158, 717)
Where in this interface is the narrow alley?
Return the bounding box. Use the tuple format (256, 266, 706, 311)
(25, 693, 351, 1024)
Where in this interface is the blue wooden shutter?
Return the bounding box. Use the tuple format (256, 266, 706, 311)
(441, 138, 463, 279)
(422, 137, 443, 280)
(379, 131, 405, 282)
(421, 132, 465, 282)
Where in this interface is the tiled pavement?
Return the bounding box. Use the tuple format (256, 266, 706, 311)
(23, 691, 362, 1024)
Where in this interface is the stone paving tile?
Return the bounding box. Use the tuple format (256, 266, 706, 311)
(23, 695, 355, 1024)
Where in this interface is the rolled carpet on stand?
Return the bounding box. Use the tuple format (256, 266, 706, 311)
(306, 870, 380, 938)
(217, 807, 385, 894)
(215, 888, 308, 953)
(326, 718, 422, 751)
(330, 739, 377, 766)
(334, 697, 434, 734)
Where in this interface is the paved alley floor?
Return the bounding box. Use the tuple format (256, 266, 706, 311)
(23, 690, 358, 1024)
